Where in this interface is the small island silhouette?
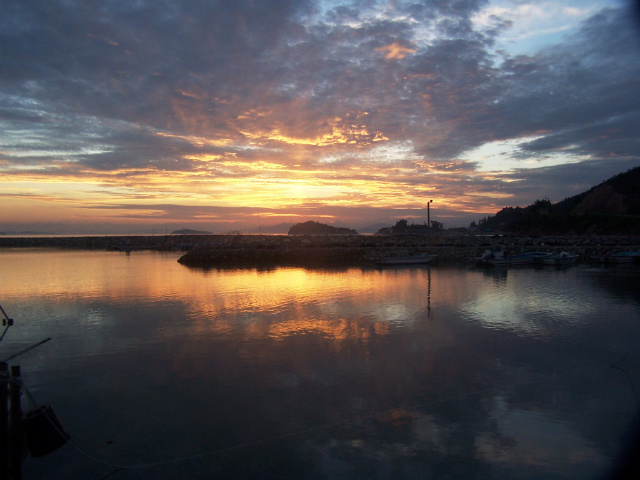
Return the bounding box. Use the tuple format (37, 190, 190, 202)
(171, 229, 212, 235)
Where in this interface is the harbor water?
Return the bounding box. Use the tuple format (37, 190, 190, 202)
(1, 248, 639, 479)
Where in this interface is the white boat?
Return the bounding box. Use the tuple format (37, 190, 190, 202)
(477, 246, 552, 266)
(541, 252, 579, 265)
(375, 253, 436, 265)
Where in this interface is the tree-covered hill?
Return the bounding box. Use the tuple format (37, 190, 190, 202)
(475, 166, 640, 234)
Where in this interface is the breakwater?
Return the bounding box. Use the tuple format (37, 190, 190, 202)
(2, 234, 640, 268)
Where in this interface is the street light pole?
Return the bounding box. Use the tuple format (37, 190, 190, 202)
(427, 199, 433, 246)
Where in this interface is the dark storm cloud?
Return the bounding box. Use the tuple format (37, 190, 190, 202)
(1, 0, 631, 158)
(0, 0, 496, 142)
(492, 8, 640, 146)
(405, 6, 640, 164)
(1, 0, 312, 131)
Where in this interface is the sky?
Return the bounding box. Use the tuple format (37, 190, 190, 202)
(1, 0, 640, 234)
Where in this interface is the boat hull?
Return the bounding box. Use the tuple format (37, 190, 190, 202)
(376, 254, 436, 265)
(541, 253, 578, 265)
(483, 252, 552, 266)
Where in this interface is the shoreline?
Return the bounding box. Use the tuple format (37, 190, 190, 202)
(2, 233, 640, 267)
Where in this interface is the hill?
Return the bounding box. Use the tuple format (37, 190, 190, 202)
(476, 166, 640, 235)
(288, 221, 358, 235)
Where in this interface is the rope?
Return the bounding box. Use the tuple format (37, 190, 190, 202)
(1, 338, 51, 363)
(0, 303, 11, 322)
(0, 303, 13, 342)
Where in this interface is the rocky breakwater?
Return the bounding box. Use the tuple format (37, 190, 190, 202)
(3, 233, 639, 267)
(176, 233, 640, 268)
(0, 235, 193, 251)
(177, 234, 404, 268)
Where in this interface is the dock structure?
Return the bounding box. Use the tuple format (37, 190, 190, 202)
(1, 362, 23, 479)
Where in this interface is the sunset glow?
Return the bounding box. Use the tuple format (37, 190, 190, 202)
(1, 0, 638, 234)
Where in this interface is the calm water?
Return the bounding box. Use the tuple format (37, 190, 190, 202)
(1, 249, 639, 479)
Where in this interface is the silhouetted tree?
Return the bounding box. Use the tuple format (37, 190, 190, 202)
(431, 220, 444, 231)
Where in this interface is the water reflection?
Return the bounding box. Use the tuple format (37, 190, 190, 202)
(475, 401, 606, 474)
(460, 268, 601, 336)
(0, 249, 638, 479)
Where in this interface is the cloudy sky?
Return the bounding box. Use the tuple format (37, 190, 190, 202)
(1, 0, 639, 234)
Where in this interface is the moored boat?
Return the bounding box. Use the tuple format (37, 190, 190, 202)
(541, 251, 579, 265)
(476, 246, 552, 266)
(375, 253, 436, 265)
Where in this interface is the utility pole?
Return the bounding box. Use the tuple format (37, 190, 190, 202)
(427, 199, 433, 246)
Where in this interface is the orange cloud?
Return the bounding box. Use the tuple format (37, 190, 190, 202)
(374, 42, 416, 60)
